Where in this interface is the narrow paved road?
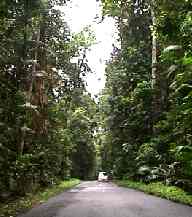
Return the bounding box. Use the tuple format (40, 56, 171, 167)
(18, 181, 192, 217)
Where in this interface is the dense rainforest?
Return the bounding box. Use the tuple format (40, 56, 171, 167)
(0, 0, 192, 207)
(0, 0, 97, 198)
(99, 0, 192, 191)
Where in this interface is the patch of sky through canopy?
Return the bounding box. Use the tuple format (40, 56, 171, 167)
(59, 0, 118, 97)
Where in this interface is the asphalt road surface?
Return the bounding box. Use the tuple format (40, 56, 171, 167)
(18, 181, 192, 217)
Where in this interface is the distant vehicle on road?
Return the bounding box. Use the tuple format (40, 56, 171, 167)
(98, 172, 108, 182)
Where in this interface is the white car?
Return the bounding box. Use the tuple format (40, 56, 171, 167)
(98, 172, 108, 182)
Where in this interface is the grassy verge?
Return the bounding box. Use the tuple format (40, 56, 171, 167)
(116, 180, 192, 206)
(0, 179, 80, 217)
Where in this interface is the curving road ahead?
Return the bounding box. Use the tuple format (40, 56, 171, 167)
(18, 181, 192, 217)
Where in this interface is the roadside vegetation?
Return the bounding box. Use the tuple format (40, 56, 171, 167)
(98, 0, 192, 200)
(1, 0, 192, 215)
(0, 179, 80, 217)
(0, 0, 97, 207)
(116, 180, 192, 206)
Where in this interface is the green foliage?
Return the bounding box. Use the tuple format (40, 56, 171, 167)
(98, 0, 192, 192)
(116, 180, 192, 206)
(0, 179, 80, 217)
(98, 0, 152, 179)
(0, 0, 96, 199)
(69, 94, 97, 179)
(136, 142, 160, 167)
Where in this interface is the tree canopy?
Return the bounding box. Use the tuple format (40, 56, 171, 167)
(98, 0, 192, 190)
(0, 0, 97, 198)
(0, 0, 192, 204)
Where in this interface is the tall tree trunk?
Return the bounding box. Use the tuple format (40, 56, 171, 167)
(32, 13, 48, 135)
(27, 29, 40, 102)
(151, 1, 161, 132)
(18, 0, 30, 156)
